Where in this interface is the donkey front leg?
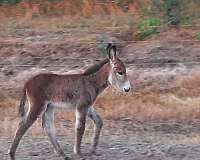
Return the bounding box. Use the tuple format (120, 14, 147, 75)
(88, 106, 103, 154)
(74, 106, 88, 155)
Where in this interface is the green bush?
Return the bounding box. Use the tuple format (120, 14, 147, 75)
(151, 0, 180, 24)
(195, 32, 200, 41)
(0, 0, 21, 5)
(136, 17, 162, 40)
(96, 34, 110, 55)
(151, 0, 200, 25)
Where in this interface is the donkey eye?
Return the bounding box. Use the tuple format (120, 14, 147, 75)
(117, 72, 123, 75)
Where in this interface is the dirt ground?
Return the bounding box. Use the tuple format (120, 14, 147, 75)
(1, 119, 200, 160)
(1, 27, 200, 160)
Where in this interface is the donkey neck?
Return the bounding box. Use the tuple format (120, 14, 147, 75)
(84, 62, 110, 94)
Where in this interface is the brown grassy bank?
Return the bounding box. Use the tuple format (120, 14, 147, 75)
(0, 0, 141, 19)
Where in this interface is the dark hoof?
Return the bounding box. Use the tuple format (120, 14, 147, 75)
(8, 151, 15, 160)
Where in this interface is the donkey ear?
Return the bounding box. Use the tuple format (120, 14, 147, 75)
(107, 43, 117, 61)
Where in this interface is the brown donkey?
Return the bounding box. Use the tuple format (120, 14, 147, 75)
(8, 43, 131, 160)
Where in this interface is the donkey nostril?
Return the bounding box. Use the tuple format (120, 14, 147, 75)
(124, 88, 130, 92)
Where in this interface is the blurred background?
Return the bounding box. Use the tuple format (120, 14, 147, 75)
(1, 1, 200, 159)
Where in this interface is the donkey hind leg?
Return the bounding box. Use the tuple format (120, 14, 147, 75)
(8, 109, 39, 160)
(42, 103, 68, 159)
(74, 107, 88, 155)
(87, 106, 103, 154)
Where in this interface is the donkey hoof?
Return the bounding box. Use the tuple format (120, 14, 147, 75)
(64, 157, 70, 160)
(8, 151, 15, 160)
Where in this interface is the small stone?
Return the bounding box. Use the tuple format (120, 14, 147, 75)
(29, 152, 39, 156)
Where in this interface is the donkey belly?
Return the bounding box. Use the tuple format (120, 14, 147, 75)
(49, 101, 76, 110)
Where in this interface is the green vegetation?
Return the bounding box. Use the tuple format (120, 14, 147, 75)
(0, 0, 21, 5)
(136, 17, 162, 40)
(195, 32, 200, 41)
(151, 0, 200, 25)
(96, 34, 111, 55)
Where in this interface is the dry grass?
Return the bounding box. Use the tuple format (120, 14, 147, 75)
(0, 94, 18, 121)
(175, 71, 200, 97)
(0, 14, 137, 42)
(0, 0, 139, 19)
(93, 71, 200, 122)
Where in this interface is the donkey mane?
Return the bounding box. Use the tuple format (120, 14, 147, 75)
(83, 59, 109, 75)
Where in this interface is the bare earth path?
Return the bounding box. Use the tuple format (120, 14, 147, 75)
(1, 119, 200, 160)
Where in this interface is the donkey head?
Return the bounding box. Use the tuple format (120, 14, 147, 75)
(107, 43, 131, 93)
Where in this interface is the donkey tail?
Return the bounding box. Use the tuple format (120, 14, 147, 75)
(18, 88, 27, 117)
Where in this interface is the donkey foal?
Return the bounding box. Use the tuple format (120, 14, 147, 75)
(8, 43, 131, 160)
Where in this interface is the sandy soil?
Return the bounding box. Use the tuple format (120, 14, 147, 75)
(1, 119, 200, 160)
